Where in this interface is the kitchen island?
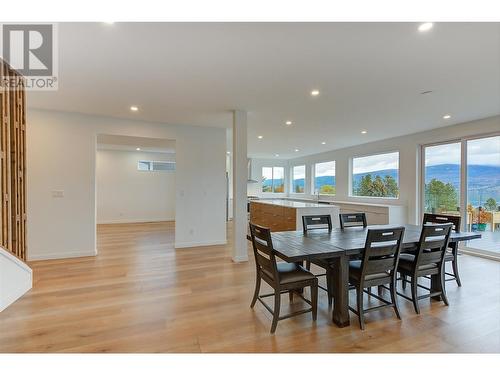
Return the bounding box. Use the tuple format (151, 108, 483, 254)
(249, 199, 340, 232)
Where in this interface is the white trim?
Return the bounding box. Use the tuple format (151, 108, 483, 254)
(27, 249, 97, 261)
(97, 218, 175, 225)
(0, 247, 31, 272)
(459, 247, 500, 261)
(232, 255, 249, 263)
(174, 239, 227, 249)
(0, 247, 32, 312)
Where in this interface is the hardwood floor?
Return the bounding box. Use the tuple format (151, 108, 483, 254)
(0, 221, 499, 353)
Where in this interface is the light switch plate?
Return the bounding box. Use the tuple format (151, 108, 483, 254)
(52, 190, 64, 198)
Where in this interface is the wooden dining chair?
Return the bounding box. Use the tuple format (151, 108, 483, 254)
(348, 226, 405, 330)
(249, 222, 318, 334)
(397, 223, 453, 314)
(422, 213, 462, 286)
(339, 213, 367, 230)
(302, 214, 334, 304)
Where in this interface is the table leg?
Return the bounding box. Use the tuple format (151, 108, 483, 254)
(330, 255, 350, 327)
(430, 273, 442, 301)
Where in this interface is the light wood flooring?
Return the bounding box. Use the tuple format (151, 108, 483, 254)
(0, 221, 499, 353)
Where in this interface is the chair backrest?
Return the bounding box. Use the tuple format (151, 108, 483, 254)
(414, 223, 453, 267)
(359, 227, 406, 279)
(423, 213, 461, 233)
(302, 214, 332, 233)
(249, 222, 279, 281)
(339, 212, 367, 230)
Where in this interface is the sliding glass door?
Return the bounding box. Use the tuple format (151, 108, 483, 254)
(464, 135, 500, 254)
(422, 134, 500, 257)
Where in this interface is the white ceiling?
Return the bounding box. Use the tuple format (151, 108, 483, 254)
(27, 23, 500, 158)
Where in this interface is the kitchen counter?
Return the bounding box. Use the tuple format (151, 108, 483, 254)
(256, 199, 334, 209)
(249, 200, 340, 232)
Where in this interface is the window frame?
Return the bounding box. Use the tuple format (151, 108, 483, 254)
(291, 164, 306, 194)
(261, 166, 286, 194)
(350, 150, 400, 199)
(137, 160, 176, 172)
(312, 160, 336, 196)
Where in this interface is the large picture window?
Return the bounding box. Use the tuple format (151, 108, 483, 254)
(352, 152, 399, 198)
(262, 166, 285, 193)
(291, 165, 306, 193)
(313, 161, 336, 195)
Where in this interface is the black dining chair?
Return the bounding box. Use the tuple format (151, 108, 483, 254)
(302, 214, 334, 305)
(339, 212, 367, 230)
(397, 223, 453, 314)
(249, 222, 318, 334)
(348, 226, 406, 330)
(422, 213, 462, 286)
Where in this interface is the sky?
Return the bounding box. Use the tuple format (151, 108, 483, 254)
(425, 136, 500, 166)
(352, 152, 399, 174)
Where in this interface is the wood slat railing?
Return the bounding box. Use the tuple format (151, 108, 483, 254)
(0, 58, 27, 261)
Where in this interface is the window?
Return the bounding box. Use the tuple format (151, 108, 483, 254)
(292, 165, 306, 193)
(138, 161, 176, 171)
(313, 161, 336, 195)
(352, 151, 399, 198)
(262, 166, 285, 193)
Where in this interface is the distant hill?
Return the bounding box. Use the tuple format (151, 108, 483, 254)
(265, 164, 500, 206)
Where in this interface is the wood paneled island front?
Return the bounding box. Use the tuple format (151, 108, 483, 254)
(249, 199, 340, 232)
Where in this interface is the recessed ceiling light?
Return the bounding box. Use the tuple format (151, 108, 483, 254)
(130, 106, 139, 112)
(418, 23, 433, 32)
(275, 154, 280, 157)
(321, 141, 326, 145)
(361, 130, 367, 134)
(136, 148, 141, 151)
(226, 151, 230, 154)
(258, 135, 263, 139)
(104, 22, 115, 25)
(295, 149, 299, 152)
(443, 114, 451, 119)
(311, 90, 320, 96)
(285, 121, 293, 125)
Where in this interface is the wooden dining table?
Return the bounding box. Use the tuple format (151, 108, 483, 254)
(270, 224, 482, 328)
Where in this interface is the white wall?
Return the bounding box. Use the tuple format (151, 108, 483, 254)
(27, 109, 227, 260)
(96, 150, 176, 224)
(251, 116, 500, 225)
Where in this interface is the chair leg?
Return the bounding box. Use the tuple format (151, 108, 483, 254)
(305, 260, 311, 271)
(357, 286, 365, 330)
(401, 273, 407, 290)
(270, 290, 281, 334)
(452, 258, 462, 287)
(250, 273, 261, 308)
(311, 282, 318, 321)
(289, 291, 294, 303)
(411, 276, 420, 314)
(441, 267, 450, 306)
(390, 278, 401, 320)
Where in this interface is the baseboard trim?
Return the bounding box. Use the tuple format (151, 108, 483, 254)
(97, 218, 175, 224)
(174, 240, 227, 249)
(28, 249, 97, 261)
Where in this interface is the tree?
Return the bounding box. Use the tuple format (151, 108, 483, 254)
(425, 179, 458, 212)
(356, 174, 399, 198)
(484, 197, 497, 211)
(319, 185, 335, 195)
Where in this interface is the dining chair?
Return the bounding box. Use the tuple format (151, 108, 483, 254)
(397, 223, 453, 314)
(249, 222, 318, 334)
(339, 212, 367, 230)
(302, 214, 334, 304)
(422, 213, 462, 286)
(348, 226, 405, 329)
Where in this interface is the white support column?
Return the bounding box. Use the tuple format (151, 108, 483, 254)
(232, 110, 248, 262)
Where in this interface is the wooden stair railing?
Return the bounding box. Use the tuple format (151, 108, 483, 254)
(0, 58, 27, 262)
